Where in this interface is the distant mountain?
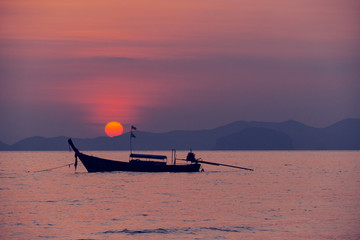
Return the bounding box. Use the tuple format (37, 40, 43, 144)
(1, 118, 359, 151)
(214, 119, 360, 150)
(216, 127, 293, 150)
(11, 136, 70, 150)
(0, 141, 10, 150)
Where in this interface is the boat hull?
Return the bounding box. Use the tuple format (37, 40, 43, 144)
(77, 152, 201, 173)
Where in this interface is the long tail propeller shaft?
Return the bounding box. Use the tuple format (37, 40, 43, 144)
(177, 158, 254, 171)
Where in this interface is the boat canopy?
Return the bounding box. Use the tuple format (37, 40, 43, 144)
(130, 153, 167, 160)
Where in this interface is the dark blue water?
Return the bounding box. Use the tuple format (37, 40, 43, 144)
(1, 151, 359, 239)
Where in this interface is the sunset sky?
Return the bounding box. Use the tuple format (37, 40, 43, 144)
(1, 0, 359, 144)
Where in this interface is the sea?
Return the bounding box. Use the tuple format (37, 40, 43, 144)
(0, 150, 359, 239)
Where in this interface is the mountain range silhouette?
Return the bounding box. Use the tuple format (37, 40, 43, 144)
(1, 118, 359, 150)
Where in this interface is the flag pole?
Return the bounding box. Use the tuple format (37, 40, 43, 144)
(130, 125, 136, 154)
(130, 130, 132, 154)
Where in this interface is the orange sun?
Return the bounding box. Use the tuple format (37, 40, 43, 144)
(105, 121, 124, 137)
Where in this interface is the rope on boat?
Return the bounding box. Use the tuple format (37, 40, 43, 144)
(26, 163, 74, 173)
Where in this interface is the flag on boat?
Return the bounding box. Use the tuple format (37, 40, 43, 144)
(131, 125, 136, 138)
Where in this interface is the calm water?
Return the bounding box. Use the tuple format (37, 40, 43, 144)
(0, 151, 359, 239)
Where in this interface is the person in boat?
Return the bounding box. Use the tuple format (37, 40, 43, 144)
(186, 150, 197, 162)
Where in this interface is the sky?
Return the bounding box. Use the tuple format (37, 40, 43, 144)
(0, 0, 359, 144)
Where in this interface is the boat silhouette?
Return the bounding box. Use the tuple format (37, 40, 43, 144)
(68, 139, 253, 173)
(68, 138, 201, 172)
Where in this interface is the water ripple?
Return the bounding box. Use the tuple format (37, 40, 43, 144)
(102, 228, 174, 235)
(99, 225, 255, 236)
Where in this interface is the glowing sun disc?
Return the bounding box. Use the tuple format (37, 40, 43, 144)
(105, 121, 123, 137)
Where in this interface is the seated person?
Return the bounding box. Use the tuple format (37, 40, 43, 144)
(186, 150, 197, 162)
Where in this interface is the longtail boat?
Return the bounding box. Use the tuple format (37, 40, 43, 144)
(68, 138, 253, 173)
